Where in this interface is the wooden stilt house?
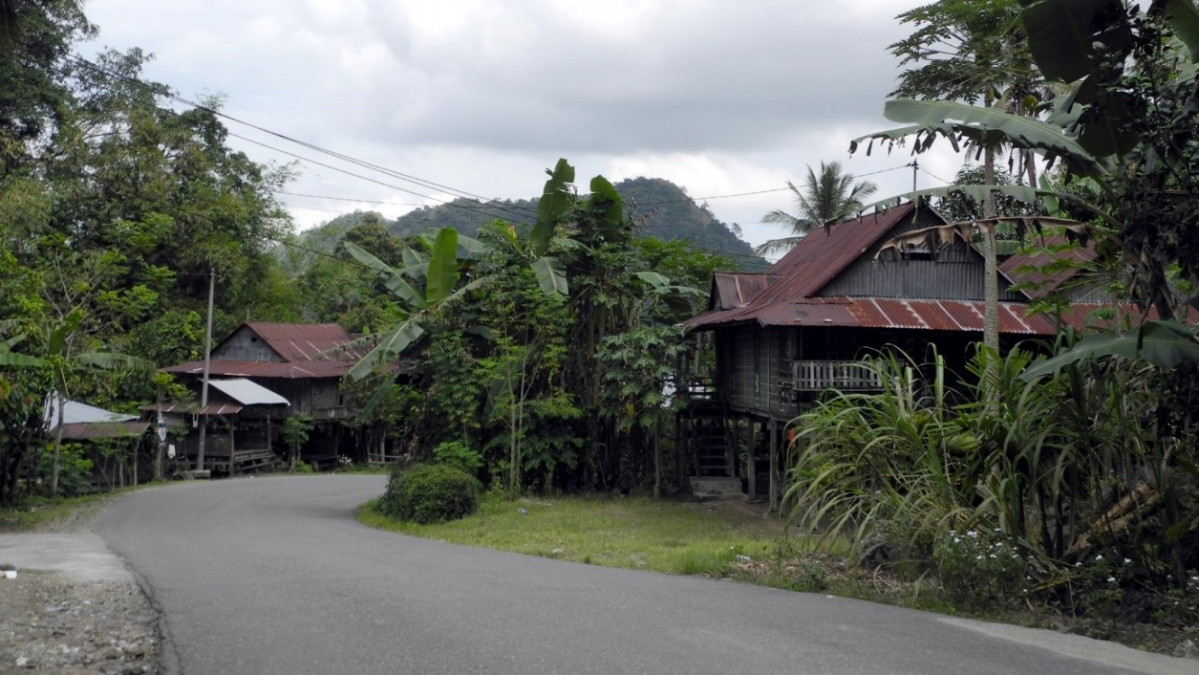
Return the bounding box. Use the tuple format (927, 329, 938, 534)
(680, 201, 1124, 507)
(147, 322, 371, 472)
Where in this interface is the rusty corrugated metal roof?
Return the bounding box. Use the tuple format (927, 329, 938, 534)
(1000, 237, 1096, 298)
(140, 402, 244, 416)
(53, 421, 150, 440)
(162, 359, 352, 380)
(757, 202, 920, 304)
(688, 297, 1183, 336)
(710, 273, 776, 311)
(164, 323, 368, 380)
(741, 298, 1055, 334)
(241, 322, 366, 363)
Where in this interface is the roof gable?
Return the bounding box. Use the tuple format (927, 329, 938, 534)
(165, 322, 366, 380)
(243, 322, 357, 362)
(709, 273, 777, 311)
(751, 202, 928, 306)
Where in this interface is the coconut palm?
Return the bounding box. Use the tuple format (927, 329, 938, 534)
(755, 161, 877, 256)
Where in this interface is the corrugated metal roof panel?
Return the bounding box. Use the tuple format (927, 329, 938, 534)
(711, 273, 776, 310)
(244, 322, 366, 363)
(140, 402, 244, 416)
(757, 203, 918, 303)
(163, 359, 352, 379)
(1000, 237, 1095, 298)
(43, 397, 138, 427)
(55, 421, 150, 440)
(208, 379, 289, 406)
(736, 298, 1056, 334)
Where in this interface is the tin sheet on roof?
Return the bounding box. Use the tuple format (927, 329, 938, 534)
(162, 360, 352, 379)
(711, 273, 776, 311)
(208, 378, 289, 406)
(54, 421, 150, 440)
(243, 322, 367, 362)
(43, 396, 138, 427)
(140, 402, 244, 416)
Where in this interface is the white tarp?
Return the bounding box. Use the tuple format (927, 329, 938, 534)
(207, 378, 290, 406)
(42, 394, 138, 427)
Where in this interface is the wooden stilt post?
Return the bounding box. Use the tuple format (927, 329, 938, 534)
(745, 419, 756, 500)
(768, 417, 778, 513)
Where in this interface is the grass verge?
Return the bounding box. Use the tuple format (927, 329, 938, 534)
(359, 492, 1198, 658)
(359, 492, 810, 577)
(0, 489, 134, 532)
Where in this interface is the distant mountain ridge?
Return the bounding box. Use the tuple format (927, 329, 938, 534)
(388, 177, 766, 269)
(294, 177, 767, 270)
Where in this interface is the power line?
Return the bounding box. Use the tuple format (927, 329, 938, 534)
(276, 191, 426, 207)
(65, 54, 540, 224)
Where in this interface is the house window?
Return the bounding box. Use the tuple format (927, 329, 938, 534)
(903, 241, 935, 260)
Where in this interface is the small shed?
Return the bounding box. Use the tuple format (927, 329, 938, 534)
(141, 378, 290, 474)
(43, 396, 151, 491)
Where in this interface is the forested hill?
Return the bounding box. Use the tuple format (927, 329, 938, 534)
(384, 177, 767, 270)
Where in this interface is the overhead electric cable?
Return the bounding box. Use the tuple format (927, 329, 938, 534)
(65, 54, 539, 223)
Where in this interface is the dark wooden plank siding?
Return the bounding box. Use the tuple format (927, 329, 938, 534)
(213, 326, 285, 362)
(821, 240, 1024, 301)
(717, 327, 802, 419)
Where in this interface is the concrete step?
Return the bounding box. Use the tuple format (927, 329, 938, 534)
(689, 476, 744, 501)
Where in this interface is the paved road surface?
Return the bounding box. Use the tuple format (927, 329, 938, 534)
(96, 476, 1191, 674)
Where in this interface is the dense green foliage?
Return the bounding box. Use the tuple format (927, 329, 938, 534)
(804, 0, 1199, 621)
(787, 346, 1198, 616)
(0, 3, 298, 502)
(380, 462, 482, 524)
(335, 161, 714, 496)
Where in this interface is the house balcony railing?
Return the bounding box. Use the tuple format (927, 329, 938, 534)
(790, 359, 882, 392)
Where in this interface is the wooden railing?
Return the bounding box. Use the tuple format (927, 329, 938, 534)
(790, 360, 881, 392)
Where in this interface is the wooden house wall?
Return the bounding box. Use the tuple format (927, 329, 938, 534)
(820, 245, 1024, 301)
(716, 327, 800, 419)
(261, 379, 348, 420)
(213, 327, 285, 362)
(820, 217, 1025, 302)
(714, 324, 1004, 422)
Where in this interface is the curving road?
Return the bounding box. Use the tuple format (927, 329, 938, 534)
(97, 476, 1190, 675)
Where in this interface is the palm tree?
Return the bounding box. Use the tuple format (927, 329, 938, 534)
(755, 161, 877, 256)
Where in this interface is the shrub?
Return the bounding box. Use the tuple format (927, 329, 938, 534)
(934, 529, 1027, 608)
(380, 462, 482, 524)
(431, 441, 483, 475)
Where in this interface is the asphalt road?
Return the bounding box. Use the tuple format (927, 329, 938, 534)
(96, 476, 1192, 675)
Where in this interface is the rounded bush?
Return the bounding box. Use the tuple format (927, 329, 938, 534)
(380, 463, 482, 524)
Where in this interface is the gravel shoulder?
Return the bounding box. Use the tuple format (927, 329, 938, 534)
(0, 500, 160, 674)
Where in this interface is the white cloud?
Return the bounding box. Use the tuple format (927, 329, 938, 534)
(83, 0, 978, 249)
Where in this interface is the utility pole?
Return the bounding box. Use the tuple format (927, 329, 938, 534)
(911, 158, 919, 193)
(197, 268, 215, 472)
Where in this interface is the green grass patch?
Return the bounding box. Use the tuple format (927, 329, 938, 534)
(359, 493, 797, 577)
(0, 489, 136, 532)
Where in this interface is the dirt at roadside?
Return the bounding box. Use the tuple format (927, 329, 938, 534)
(0, 500, 160, 674)
(0, 571, 158, 674)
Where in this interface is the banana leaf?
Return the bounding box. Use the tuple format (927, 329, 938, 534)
(1021, 319, 1199, 380)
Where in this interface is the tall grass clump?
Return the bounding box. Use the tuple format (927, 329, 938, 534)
(784, 342, 1199, 617)
(784, 348, 979, 567)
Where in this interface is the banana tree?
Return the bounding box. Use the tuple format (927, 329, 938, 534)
(343, 227, 490, 380)
(343, 158, 596, 380)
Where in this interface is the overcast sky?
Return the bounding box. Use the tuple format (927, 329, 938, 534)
(81, 0, 967, 253)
